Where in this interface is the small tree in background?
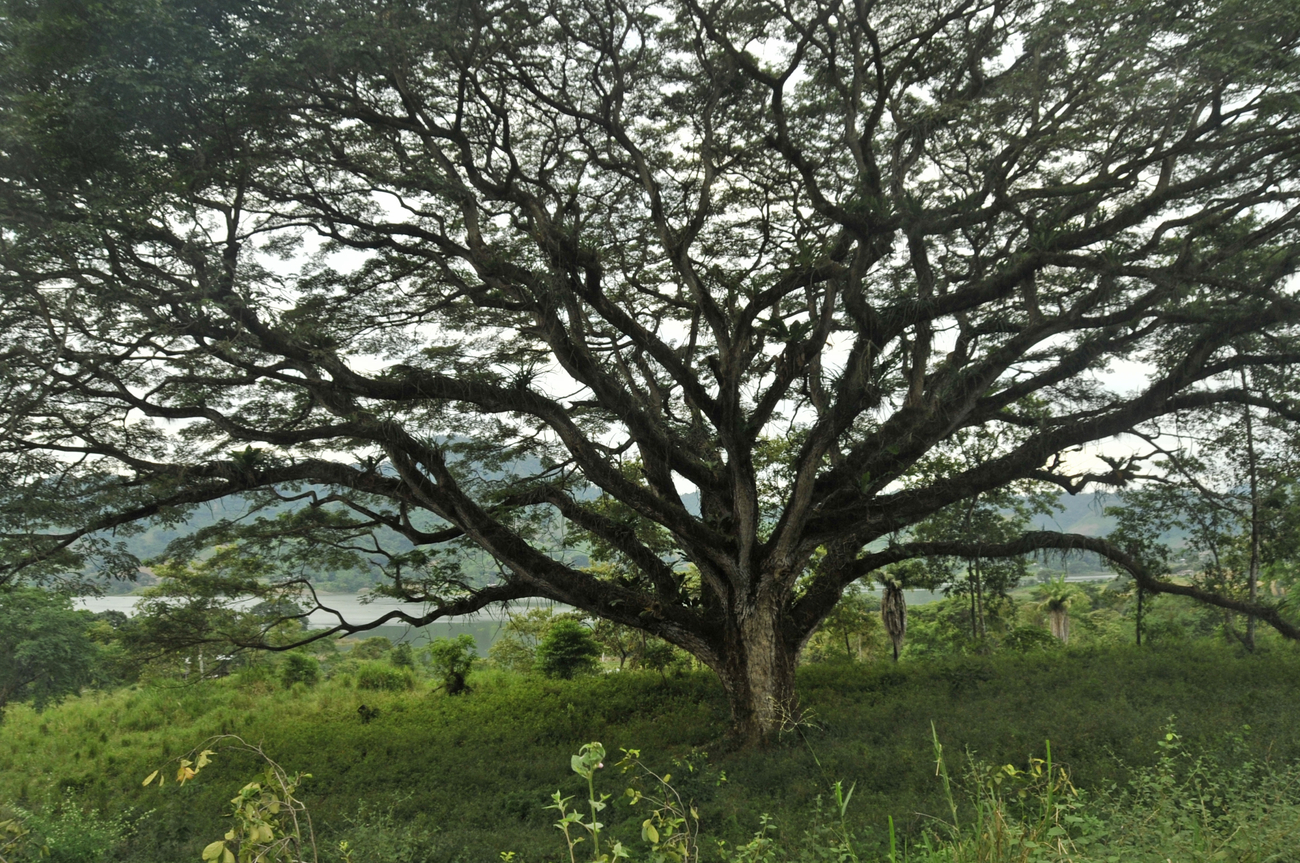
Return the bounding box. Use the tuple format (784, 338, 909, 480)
(536, 621, 601, 680)
(349, 637, 394, 661)
(1035, 578, 1083, 645)
(639, 638, 691, 683)
(425, 634, 477, 695)
(590, 619, 642, 671)
(0, 588, 98, 716)
(389, 642, 416, 670)
(488, 608, 583, 673)
(807, 582, 882, 664)
(880, 579, 908, 663)
(279, 653, 319, 689)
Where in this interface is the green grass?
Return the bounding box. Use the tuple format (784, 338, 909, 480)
(1, 644, 1299, 861)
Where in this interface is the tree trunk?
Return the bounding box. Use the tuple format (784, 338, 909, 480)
(969, 572, 979, 639)
(1049, 608, 1069, 644)
(716, 600, 799, 747)
(882, 580, 907, 661)
(1136, 585, 1144, 646)
(1242, 368, 1261, 652)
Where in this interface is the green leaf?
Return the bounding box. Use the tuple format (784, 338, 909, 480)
(201, 840, 227, 861)
(642, 820, 659, 844)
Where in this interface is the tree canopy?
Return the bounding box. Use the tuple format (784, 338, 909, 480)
(0, 587, 98, 714)
(3, 0, 1300, 741)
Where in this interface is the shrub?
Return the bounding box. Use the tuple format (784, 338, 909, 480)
(280, 653, 320, 689)
(389, 642, 416, 670)
(326, 800, 443, 863)
(535, 620, 600, 680)
(1003, 626, 1060, 653)
(639, 638, 689, 681)
(349, 637, 394, 660)
(10, 793, 141, 863)
(234, 661, 276, 691)
(487, 636, 536, 673)
(425, 635, 476, 695)
(355, 663, 414, 692)
(488, 608, 574, 672)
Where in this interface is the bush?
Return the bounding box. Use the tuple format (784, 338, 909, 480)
(425, 635, 476, 695)
(639, 638, 689, 681)
(535, 620, 600, 680)
(10, 794, 140, 863)
(349, 637, 394, 660)
(487, 636, 536, 673)
(487, 608, 572, 673)
(280, 653, 320, 688)
(323, 800, 443, 863)
(1003, 626, 1060, 653)
(234, 661, 276, 691)
(355, 663, 415, 692)
(389, 642, 416, 669)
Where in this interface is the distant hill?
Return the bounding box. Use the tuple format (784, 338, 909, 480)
(110, 491, 1139, 559)
(112, 497, 263, 562)
(98, 487, 1174, 592)
(1032, 492, 1122, 536)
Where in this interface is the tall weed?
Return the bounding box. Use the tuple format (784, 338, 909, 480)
(533, 725, 1300, 863)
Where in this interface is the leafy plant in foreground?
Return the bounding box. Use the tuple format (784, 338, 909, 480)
(0, 797, 144, 863)
(546, 742, 627, 863)
(538, 741, 709, 863)
(142, 736, 317, 863)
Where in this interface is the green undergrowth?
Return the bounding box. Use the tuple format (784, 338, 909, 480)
(0, 645, 1297, 861)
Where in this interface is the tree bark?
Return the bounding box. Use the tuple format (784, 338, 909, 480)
(882, 580, 907, 661)
(1242, 368, 1261, 652)
(715, 597, 800, 747)
(1136, 584, 1144, 647)
(1049, 608, 1070, 644)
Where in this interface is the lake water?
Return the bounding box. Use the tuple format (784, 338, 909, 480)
(74, 594, 544, 654)
(76, 588, 949, 654)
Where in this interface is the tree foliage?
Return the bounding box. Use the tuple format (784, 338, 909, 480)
(3, 0, 1300, 739)
(279, 653, 320, 689)
(118, 546, 310, 672)
(1104, 401, 1300, 647)
(425, 633, 476, 694)
(0, 588, 98, 714)
(535, 619, 601, 680)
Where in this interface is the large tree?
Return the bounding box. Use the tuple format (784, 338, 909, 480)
(4, 0, 1300, 742)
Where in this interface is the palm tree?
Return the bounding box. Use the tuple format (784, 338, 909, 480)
(1035, 577, 1081, 645)
(881, 578, 907, 661)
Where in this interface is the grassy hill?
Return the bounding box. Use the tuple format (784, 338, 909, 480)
(1033, 492, 1121, 536)
(2, 644, 1298, 862)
